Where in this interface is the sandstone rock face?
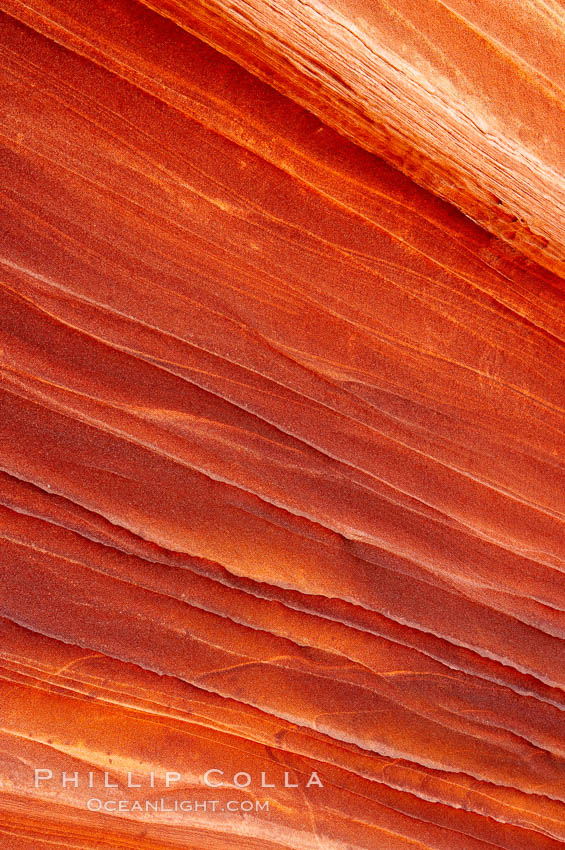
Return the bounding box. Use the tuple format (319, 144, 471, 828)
(134, 0, 565, 276)
(0, 2, 564, 848)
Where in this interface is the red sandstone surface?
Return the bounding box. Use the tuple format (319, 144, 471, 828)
(0, 2, 564, 848)
(129, 0, 565, 274)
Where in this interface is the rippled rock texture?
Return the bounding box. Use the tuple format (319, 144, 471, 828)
(1, 2, 564, 848)
(107, 0, 565, 274)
